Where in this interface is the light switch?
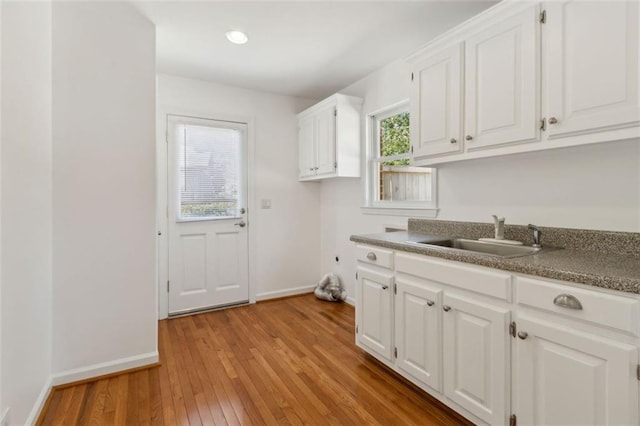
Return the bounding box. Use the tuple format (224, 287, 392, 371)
(261, 199, 272, 209)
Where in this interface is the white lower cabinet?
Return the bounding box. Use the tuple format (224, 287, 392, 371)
(356, 265, 394, 361)
(514, 316, 639, 426)
(354, 244, 640, 425)
(442, 293, 510, 425)
(395, 275, 442, 391)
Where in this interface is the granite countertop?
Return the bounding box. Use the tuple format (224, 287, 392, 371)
(350, 222, 640, 295)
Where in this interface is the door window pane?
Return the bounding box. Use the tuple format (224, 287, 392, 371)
(177, 124, 241, 219)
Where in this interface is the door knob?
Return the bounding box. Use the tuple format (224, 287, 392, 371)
(549, 117, 558, 124)
(465, 135, 473, 141)
(427, 300, 434, 306)
(450, 138, 457, 144)
(381, 285, 389, 290)
(443, 305, 451, 312)
(518, 331, 528, 340)
(234, 221, 246, 228)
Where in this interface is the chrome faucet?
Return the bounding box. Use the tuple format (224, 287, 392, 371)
(528, 224, 542, 248)
(492, 215, 505, 240)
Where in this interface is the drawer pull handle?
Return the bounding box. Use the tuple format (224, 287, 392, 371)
(518, 331, 528, 340)
(443, 305, 451, 312)
(553, 294, 583, 310)
(381, 285, 388, 290)
(427, 300, 434, 307)
(366, 252, 377, 261)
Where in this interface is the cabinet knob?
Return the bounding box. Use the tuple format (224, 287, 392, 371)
(366, 252, 377, 261)
(450, 138, 457, 144)
(465, 135, 473, 141)
(553, 294, 583, 310)
(427, 300, 435, 307)
(309, 167, 314, 171)
(548, 117, 558, 124)
(517, 331, 528, 340)
(442, 305, 451, 312)
(381, 285, 388, 290)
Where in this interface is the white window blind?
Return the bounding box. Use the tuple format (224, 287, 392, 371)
(175, 122, 242, 220)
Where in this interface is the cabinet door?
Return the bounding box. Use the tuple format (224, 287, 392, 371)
(395, 276, 442, 392)
(442, 293, 510, 425)
(464, 5, 539, 149)
(515, 316, 639, 426)
(314, 105, 337, 177)
(410, 43, 463, 159)
(545, 1, 640, 138)
(356, 266, 394, 361)
(298, 115, 316, 179)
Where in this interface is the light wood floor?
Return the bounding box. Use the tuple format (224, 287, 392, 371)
(38, 294, 471, 425)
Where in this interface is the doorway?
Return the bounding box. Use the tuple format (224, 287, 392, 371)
(164, 114, 250, 316)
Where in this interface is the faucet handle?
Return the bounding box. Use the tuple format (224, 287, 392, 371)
(528, 224, 542, 248)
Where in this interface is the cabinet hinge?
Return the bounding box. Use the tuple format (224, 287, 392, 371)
(510, 414, 517, 426)
(356, 325, 358, 334)
(334, 162, 337, 169)
(394, 283, 397, 295)
(540, 118, 546, 131)
(411, 72, 414, 82)
(539, 9, 546, 24)
(410, 145, 414, 154)
(394, 347, 398, 358)
(356, 272, 358, 280)
(637, 365, 640, 380)
(334, 108, 337, 117)
(166, 280, 170, 293)
(509, 321, 517, 338)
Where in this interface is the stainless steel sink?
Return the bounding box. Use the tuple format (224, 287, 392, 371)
(410, 238, 551, 258)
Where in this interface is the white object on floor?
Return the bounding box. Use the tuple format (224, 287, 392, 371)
(314, 273, 347, 302)
(479, 238, 524, 245)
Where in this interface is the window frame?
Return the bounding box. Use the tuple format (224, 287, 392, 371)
(362, 100, 438, 216)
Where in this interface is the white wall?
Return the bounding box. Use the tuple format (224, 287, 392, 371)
(322, 58, 640, 300)
(51, 2, 157, 378)
(157, 74, 321, 313)
(1, 2, 53, 424)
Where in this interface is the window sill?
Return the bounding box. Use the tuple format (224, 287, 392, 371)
(360, 206, 439, 218)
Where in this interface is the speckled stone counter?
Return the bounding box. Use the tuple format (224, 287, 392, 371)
(350, 219, 640, 294)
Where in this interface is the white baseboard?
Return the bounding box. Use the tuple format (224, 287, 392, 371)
(346, 295, 355, 306)
(24, 376, 52, 426)
(50, 351, 159, 387)
(255, 285, 315, 301)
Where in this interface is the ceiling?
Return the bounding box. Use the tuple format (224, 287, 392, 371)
(133, 1, 498, 100)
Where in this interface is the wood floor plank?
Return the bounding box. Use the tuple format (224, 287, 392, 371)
(38, 294, 473, 425)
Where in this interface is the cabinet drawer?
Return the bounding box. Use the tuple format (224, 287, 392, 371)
(395, 252, 511, 301)
(356, 245, 394, 269)
(516, 276, 640, 336)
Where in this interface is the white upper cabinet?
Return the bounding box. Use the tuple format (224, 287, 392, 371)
(464, 5, 540, 150)
(408, 0, 640, 166)
(410, 43, 464, 159)
(545, 0, 640, 138)
(297, 93, 362, 181)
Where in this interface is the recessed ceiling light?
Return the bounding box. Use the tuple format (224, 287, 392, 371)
(226, 30, 248, 45)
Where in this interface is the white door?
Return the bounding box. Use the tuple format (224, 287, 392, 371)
(545, 1, 640, 138)
(442, 293, 510, 426)
(464, 4, 539, 149)
(356, 266, 394, 361)
(395, 276, 442, 391)
(314, 104, 336, 177)
(410, 43, 464, 159)
(514, 316, 639, 426)
(167, 115, 249, 315)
